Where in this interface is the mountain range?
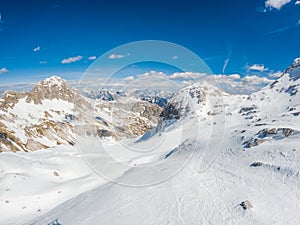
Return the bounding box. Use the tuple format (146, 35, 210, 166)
(0, 59, 299, 225)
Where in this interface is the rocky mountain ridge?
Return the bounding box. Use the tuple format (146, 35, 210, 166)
(0, 76, 162, 152)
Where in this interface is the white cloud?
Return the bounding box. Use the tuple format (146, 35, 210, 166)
(108, 53, 129, 59)
(171, 72, 273, 94)
(138, 71, 206, 80)
(169, 72, 206, 80)
(181, 80, 195, 86)
(249, 64, 268, 72)
(295, 0, 300, 4)
(105, 70, 275, 94)
(265, 0, 291, 10)
(137, 71, 168, 79)
(173, 56, 178, 60)
(61, 55, 83, 64)
(204, 74, 274, 94)
(0, 67, 8, 74)
(122, 76, 135, 81)
(40, 61, 47, 64)
(137, 71, 274, 93)
(208, 74, 269, 85)
(228, 74, 241, 79)
(269, 71, 282, 78)
(88, 56, 96, 60)
(33, 46, 40, 52)
(242, 75, 272, 85)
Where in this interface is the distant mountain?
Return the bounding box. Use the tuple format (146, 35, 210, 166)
(81, 89, 117, 101)
(0, 76, 162, 152)
(0, 76, 78, 152)
(81, 87, 172, 107)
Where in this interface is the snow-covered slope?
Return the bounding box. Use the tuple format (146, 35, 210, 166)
(1, 59, 300, 225)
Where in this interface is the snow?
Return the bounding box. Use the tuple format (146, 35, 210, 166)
(10, 98, 73, 125)
(0, 145, 103, 225)
(1, 67, 300, 224)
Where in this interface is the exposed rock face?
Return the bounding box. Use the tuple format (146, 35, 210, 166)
(141, 96, 168, 107)
(281, 128, 294, 137)
(239, 106, 257, 115)
(0, 91, 27, 112)
(25, 139, 48, 151)
(27, 76, 75, 104)
(82, 89, 116, 101)
(0, 122, 24, 152)
(243, 138, 266, 148)
(250, 162, 264, 167)
(244, 127, 295, 149)
(94, 100, 162, 139)
(257, 128, 294, 138)
(159, 103, 180, 121)
(240, 200, 253, 210)
(131, 102, 162, 125)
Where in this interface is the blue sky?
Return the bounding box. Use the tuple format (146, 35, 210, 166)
(0, 0, 300, 85)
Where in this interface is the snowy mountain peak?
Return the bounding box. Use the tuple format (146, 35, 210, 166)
(182, 80, 226, 97)
(37, 76, 66, 89)
(157, 81, 225, 130)
(28, 76, 75, 104)
(292, 57, 300, 67)
(283, 57, 300, 81)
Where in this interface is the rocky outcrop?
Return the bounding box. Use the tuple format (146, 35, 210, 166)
(243, 138, 266, 148)
(94, 100, 162, 139)
(240, 200, 253, 210)
(250, 162, 264, 167)
(257, 128, 294, 138)
(244, 127, 295, 148)
(159, 102, 181, 121)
